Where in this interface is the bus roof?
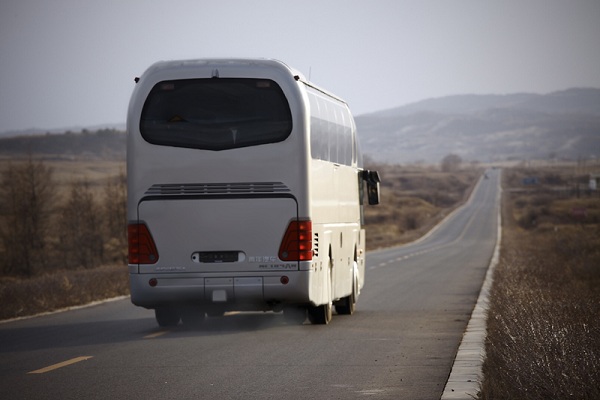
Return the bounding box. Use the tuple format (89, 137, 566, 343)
(135, 58, 349, 107)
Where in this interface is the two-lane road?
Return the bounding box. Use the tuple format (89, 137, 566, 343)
(0, 170, 500, 399)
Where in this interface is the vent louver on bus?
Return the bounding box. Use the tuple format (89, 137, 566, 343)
(144, 182, 291, 197)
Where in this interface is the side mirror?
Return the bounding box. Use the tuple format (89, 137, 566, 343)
(362, 170, 381, 205)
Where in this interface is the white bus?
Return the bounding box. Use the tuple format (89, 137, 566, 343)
(127, 59, 380, 326)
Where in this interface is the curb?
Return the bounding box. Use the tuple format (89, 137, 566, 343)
(0, 295, 130, 325)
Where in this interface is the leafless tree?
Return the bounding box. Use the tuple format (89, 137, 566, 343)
(0, 157, 56, 276)
(56, 179, 104, 269)
(102, 170, 127, 263)
(441, 153, 462, 172)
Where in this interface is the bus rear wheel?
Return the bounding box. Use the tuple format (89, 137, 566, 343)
(308, 301, 332, 324)
(309, 257, 334, 324)
(155, 307, 180, 327)
(180, 306, 206, 328)
(335, 291, 355, 315)
(335, 263, 358, 315)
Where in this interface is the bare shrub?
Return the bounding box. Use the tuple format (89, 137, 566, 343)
(0, 265, 129, 320)
(441, 153, 462, 172)
(102, 170, 127, 263)
(517, 209, 538, 229)
(530, 193, 553, 208)
(0, 157, 56, 276)
(514, 197, 528, 209)
(551, 225, 600, 282)
(56, 179, 104, 269)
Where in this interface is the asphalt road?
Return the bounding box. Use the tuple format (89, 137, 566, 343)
(0, 170, 500, 400)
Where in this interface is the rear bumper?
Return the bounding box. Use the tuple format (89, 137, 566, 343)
(130, 270, 312, 310)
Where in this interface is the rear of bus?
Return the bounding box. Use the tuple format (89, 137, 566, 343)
(127, 59, 312, 326)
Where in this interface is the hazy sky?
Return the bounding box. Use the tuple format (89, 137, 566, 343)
(1, 0, 599, 133)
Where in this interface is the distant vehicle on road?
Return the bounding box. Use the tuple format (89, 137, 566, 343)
(127, 59, 380, 327)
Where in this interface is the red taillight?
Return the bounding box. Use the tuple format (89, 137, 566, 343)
(128, 223, 159, 264)
(279, 220, 313, 261)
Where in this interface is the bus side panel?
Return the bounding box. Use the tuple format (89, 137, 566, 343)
(308, 160, 362, 304)
(358, 228, 366, 293)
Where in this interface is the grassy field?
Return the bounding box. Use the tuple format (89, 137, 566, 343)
(0, 159, 480, 320)
(480, 166, 600, 399)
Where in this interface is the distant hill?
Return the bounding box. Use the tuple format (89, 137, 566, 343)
(0, 129, 126, 160)
(0, 123, 126, 139)
(356, 88, 600, 164)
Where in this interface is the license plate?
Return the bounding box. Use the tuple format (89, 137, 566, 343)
(195, 251, 239, 263)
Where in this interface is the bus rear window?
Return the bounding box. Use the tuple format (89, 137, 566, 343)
(140, 78, 293, 150)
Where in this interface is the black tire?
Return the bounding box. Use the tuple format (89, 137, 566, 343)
(335, 291, 355, 315)
(308, 256, 333, 324)
(307, 301, 332, 324)
(180, 306, 206, 328)
(155, 307, 180, 327)
(335, 264, 357, 315)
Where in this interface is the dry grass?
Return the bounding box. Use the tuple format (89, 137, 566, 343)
(0, 265, 129, 321)
(364, 163, 480, 249)
(0, 157, 127, 319)
(480, 168, 600, 399)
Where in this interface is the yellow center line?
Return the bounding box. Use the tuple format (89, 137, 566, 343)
(224, 311, 240, 316)
(28, 356, 93, 374)
(144, 330, 169, 339)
